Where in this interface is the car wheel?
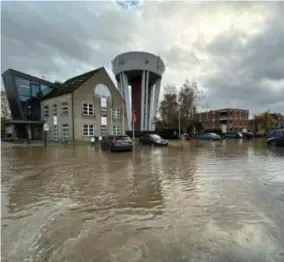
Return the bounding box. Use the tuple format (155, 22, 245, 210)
(271, 140, 277, 147)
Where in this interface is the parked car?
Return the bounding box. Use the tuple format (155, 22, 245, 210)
(241, 132, 254, 139)
(197, 132, 221, 141)
(181, 133, 190, 140)
(139, 134, 168, 146)
(101, 135, 133, 152)
(224, 132, 243, 139)
(267, 129, 284, 147)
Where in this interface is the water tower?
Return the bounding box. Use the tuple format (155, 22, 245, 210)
(112, 51, 165, 131)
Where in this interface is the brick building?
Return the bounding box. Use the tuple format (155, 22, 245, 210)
(196, 108, 249, 132)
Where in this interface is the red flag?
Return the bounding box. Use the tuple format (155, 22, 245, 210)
(132, 111, 137, 124)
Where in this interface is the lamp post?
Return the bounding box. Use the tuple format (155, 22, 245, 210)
(178, 108, 181, 140)
(43, 118, 49, 147)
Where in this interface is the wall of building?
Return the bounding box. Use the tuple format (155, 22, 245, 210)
(73, 69, 124, 142)
(40, 69, 125, 142)
(41, 93, 73, 141)
(197, 109, 249, 132)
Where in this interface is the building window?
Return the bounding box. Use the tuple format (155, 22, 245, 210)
(62, 124, 70, 139)
(82, 103, 94, 116)
(53, 104, 57, 116)
(41, 84, 53, 96)
(112, 108, 120, 119)
(44, 105, 49, 117)
(31, 82, 40, 97)
(53, 125, 58, 140)
(15, 77, 31, 97)
(101, 108, 108, 117)
(83, 124, 94, 136)
(61, 102, 68, 116)
(113, 125, 120, 135)
(101, 125, 107, 135)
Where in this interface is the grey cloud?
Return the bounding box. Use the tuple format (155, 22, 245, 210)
(1, 1, 283, 115)
(1, 1, 139, 81)
(203, 4, 284, 114)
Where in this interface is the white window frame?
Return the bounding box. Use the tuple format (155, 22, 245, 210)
(61, 102, 68, 116)
(113, 125, 120, 135)
(82, 103, 94, 116)
(101, 108, 108, 117)
(44, 105, 49, 117)
(83, 124, 94, 136)
(62, 124, 69, 139)
(101, 125, 108, 135)
(53, 104, 57, 116)
(53, 125, 58, 140)
(112, 108, 120, 119)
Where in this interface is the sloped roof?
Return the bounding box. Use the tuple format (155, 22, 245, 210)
(41, 67, 104, 100)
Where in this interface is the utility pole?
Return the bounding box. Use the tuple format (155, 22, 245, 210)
(178, 109, 181, 140)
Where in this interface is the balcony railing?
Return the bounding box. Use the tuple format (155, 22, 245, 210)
(219, 116, 228, 121)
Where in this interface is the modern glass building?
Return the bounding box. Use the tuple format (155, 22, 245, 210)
(2, 69, 56, 139)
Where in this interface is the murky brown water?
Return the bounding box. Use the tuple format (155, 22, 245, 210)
(1, 140, 284, 262)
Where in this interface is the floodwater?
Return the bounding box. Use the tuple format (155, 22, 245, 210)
(1, 140, 284, 262)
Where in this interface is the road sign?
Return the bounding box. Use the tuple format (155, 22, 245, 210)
(44, 123, 49, 131)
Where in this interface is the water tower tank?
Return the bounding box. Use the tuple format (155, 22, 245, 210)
(112, 51, 165, 131)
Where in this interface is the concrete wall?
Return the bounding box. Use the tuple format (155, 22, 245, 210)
(112, 51, 165, 77)
(41, 93, 73, 141)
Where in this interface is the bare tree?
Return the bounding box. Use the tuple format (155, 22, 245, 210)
(178, 79, 201, 132)
(1, 91, 11, 120)
(159, 84, 178, 127)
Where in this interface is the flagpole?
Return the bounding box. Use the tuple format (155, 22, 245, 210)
(132, 121, 135, 149)
(122, 104, 125, 135)
(110, 108, 113, 135)
(132, 111, 136, 149)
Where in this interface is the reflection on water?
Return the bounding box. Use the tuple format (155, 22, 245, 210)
(1, 140, 284, 262)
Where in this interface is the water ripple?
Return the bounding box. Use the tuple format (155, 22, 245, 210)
(1, 141, 284, 262)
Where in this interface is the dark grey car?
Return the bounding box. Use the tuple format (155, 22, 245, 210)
(139, 134, 168, 146)
(101, 135, 133, 152)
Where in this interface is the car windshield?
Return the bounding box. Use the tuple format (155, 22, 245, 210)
(150, 134, 162, 140)
(115, 136, 131, 141)
(207, 133, 217, 136)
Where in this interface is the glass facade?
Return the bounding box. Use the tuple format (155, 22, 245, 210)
(14, 76, 54, 121)
(41, 84, 53, 96)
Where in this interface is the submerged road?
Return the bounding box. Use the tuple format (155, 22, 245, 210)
(1, 140, 284, 262)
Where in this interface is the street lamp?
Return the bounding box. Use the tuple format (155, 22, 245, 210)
(178, 109, 181, 140)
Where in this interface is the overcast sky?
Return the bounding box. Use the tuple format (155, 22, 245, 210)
(1, 1, 284, 115)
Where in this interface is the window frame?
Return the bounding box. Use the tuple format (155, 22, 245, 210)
(83, 124, 95, 136)
(62, 123, 70, 139)
(61, 102, 69, 116)
(44, 105, 49, 118)
(82, 103, 94, 116)
(53, 125, 58, 140)
(101, 125, 108, 135)
(113, 125, 120, 135)
(112, 108, 120, 119)
(53, 104, 57, 116)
